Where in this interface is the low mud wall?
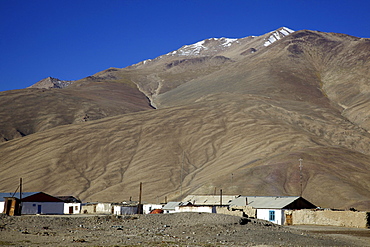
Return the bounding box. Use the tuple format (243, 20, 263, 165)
(287, 209, 370, 228)
(217, 206, 256, 218)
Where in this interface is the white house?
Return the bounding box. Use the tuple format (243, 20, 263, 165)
(22, 192, 82, 215)
(56, 196, 82, 214)
(1, 192, 81, 215)
(230, 196, 316, 225)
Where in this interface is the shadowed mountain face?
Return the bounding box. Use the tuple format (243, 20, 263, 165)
(1, 28, 370, 210)
(0, 80, 153, 141)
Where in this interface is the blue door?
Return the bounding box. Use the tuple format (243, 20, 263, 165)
(37, 205, 42, 214)
(269, 210, 275, 222)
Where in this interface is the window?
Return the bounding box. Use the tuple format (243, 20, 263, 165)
(269, 210, 275, 221)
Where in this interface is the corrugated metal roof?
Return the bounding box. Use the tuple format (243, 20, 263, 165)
(0, 192, 40, 202)
(230, 196, 301, 209)
(183, 195, 239, 205)
(55, 196, 81, 203)
(163, 201, 191, 210)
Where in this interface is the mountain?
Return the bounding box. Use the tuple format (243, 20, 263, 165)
(1, 27, 370, 211)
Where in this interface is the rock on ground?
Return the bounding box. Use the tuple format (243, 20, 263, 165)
(0, 213, 366, 246)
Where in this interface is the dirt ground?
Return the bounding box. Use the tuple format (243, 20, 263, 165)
(0, 213, 369, 246)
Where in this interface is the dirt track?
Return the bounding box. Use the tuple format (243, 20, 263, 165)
(1, 213, 369, 246)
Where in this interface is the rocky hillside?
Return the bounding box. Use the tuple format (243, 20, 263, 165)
(28, 77, 73, 89)
(1, 27, 369, 211)
(0, 79, 153, 141)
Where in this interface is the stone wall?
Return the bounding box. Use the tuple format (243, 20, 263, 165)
(286, 209, 370, 228)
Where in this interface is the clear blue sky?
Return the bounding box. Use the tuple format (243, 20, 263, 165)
(1, 0, 369, 92)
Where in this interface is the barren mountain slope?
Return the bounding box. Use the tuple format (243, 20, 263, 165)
(0, 79, 153, 141)
(1, 94, 369, 210)
(123, 27, 295, 106)
(1, 28, 370, 211)
(154, 31, 370, 110)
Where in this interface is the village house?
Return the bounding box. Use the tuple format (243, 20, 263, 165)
(175, 194, 239, 213)
(0, 192, 81, 215)
(229, 196, 317, 225)
(161, 195, 238, 214)
(81, 201, 155, 215)
(112, 203, 138, 215)
(56, 195, 82, 214)
(162, 202, 191, 213)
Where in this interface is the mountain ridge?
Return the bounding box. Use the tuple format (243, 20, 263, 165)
(29, 27, 295, 90)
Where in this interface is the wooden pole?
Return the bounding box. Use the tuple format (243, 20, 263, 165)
(138, 182, 142, 214)
(19, 178, 22, 215)
(220, 189, 223, 206)
(19, 178, 22, 201)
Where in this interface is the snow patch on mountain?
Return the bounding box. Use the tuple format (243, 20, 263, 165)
(264, 27, 295, 46)
(168, 37, 238, 56)
(174, 40, 207, 56)
(130, 27, 294, 68)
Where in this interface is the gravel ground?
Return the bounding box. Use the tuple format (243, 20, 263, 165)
(0, 213, 368, 246)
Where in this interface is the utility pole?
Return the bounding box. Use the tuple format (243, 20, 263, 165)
(220, 189, 223, 206)
(299, 158, 303, 197)
(138, 182, 143, 214)
(19, 178, 22, 215)
(19, 178, 22, 201)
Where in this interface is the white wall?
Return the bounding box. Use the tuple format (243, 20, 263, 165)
(22, 202, 64, 215)
(0, 202, 4, 213)
(113, 205, 121, 215)
(164, 210, 176, 214)
(256, 209, 285, 225)
(96, 203, 112, 213)
(176, 206, 214, 213)
(63, 203, 81, 214)
(143, 204, 163, 214)
(113, 205, 137, 215)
